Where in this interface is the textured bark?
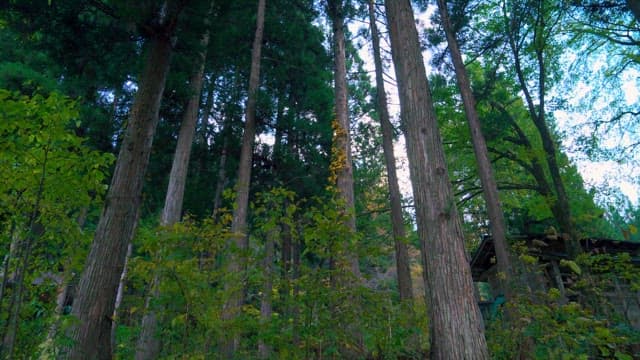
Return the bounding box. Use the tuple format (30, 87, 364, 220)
(505, 0, 578, 256)
(221, 0, 266, 354)
(134, 24, 211, 360)
(367, 0, 414, 305)
(161, 32, 210, 226)
(384, 0, 489, 358)
(135, 277, 160, 360)
(326, 1, 364, 355)
(67, 25, 175, 359)
(436, 0, 514, 298)
(326, 0, 361, 279)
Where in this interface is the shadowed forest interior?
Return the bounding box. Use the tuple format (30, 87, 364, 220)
(1, 0, 640, 359)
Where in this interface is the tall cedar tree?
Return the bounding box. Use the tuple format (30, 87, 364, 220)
(326, 0, 361, 277)
(383, 0, 489, 358)
(435, 0, 514, 297)
(66, 2, 182, 358)
(366, 0, 414, 306)
(221, 0, 266, 355)
(326, 0, 364, 355)
(135, 14, 212, 359)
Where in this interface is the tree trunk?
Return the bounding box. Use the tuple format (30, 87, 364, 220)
(160, 32, 210, 226)
(384, 0, 489, 358)
(220, 0, 266, 355)
(136, 24, 211, 360)
(112, 243, 132, 351)
(326, 1, 364, 355)
(135, 276, 160, 360)
(435, 0, 514, 299)
(326, 0, 361, 279)
(506, 0, 578, 256)
(67, 23, 175, 359)
(367, 0, 414, 306)
(490, 101, 565, 231)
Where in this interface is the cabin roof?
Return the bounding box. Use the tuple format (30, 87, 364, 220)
(470, 234, 640, 280)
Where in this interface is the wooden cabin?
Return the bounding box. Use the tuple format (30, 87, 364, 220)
(470, 234, 640, 329)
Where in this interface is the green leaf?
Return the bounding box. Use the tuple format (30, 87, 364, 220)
(560, 259, 582, 275)
(614, 352, 633, 360)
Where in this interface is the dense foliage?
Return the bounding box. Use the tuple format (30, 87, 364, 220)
(0, 0, 638, 358)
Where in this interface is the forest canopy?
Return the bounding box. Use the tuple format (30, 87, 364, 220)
(0, 0, 639, 359)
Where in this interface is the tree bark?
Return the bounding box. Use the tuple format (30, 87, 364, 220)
(161, 32, 210, 226)
(367, 0, 414, 306)
(220, 0, 266, 355)
(112, 243, 132, 351)
(435, 0, 514, 299)
(326, 0, 361, 279)
(135, 23, 211, 360)
(135, 276, 160, 360)
(384, 0, 489, 358)
(326, 1, 365, 355)
(67, 19, 176, 359)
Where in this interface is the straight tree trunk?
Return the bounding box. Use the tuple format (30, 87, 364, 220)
(367, 0, 414, 306)
(135, 277, 160, 360)
(220, 0, 266, 355)
(383, 0, 489, 358)
(112, 242, 132, 350)
(435, 0, 514, 298)
(326, 1, 365, 356)
(135, 24, 211, 360)
(161, 32, 210, 226)
(67, 15, 177, 358)
(326, 0, 361, 279)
